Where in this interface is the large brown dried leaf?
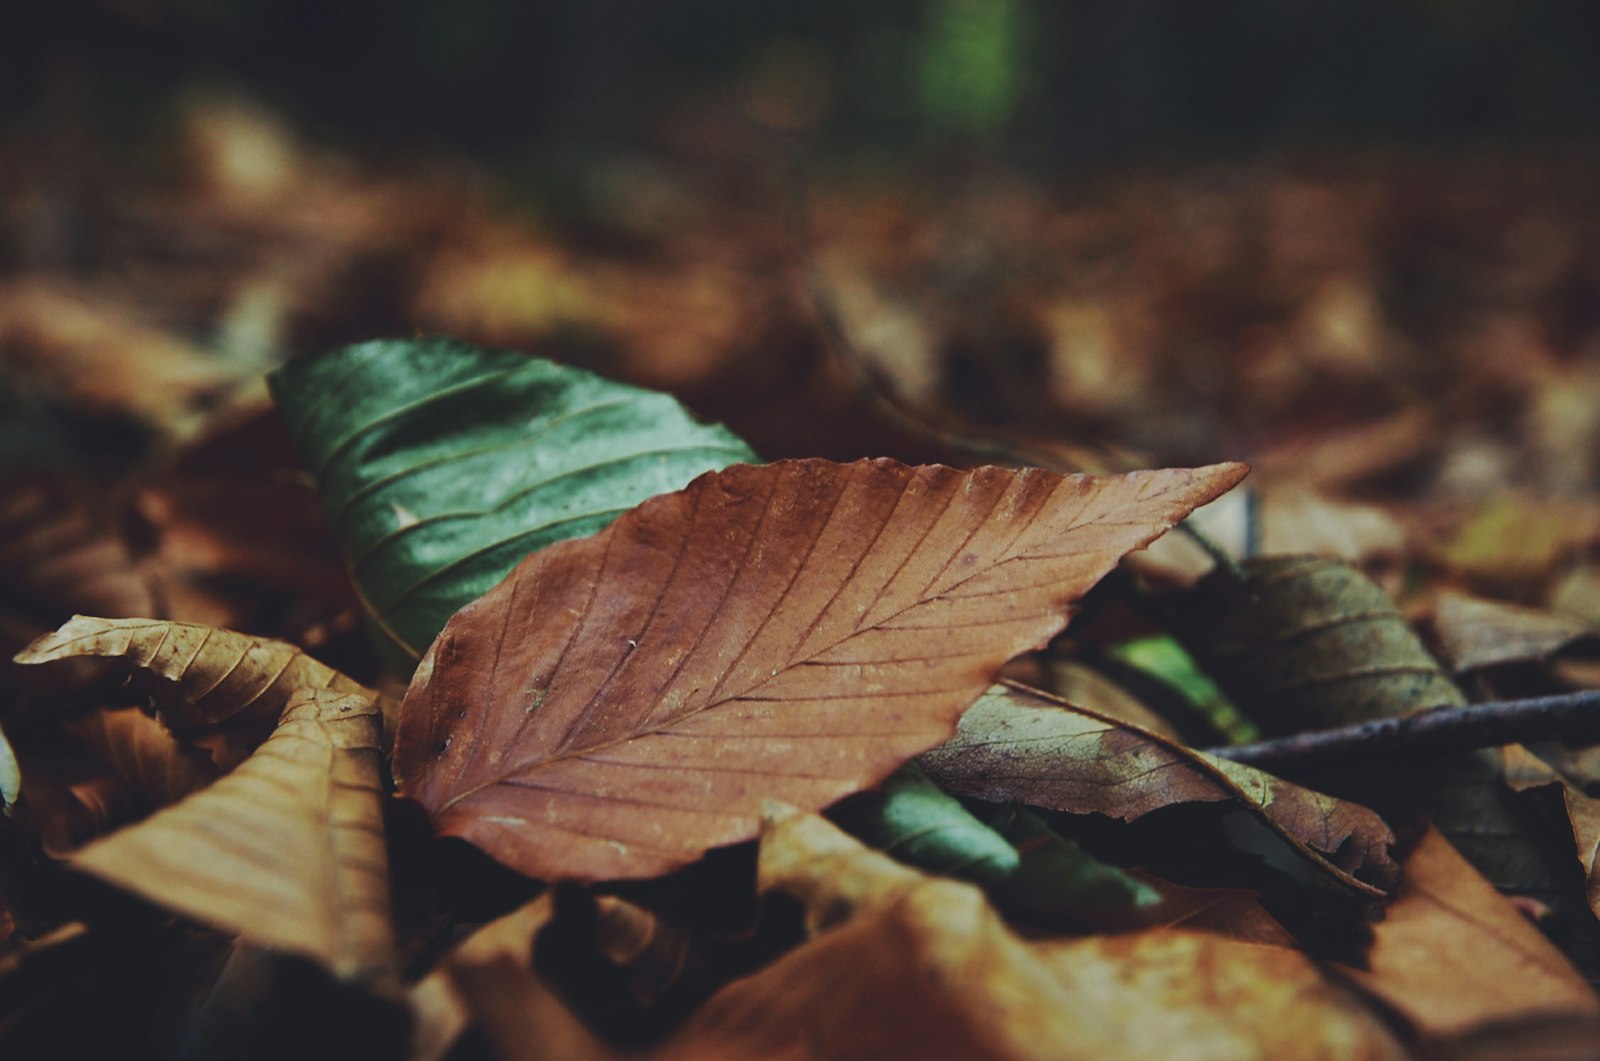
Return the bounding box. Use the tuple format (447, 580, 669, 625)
(14, 616, 377, 746)
(71, 690, 395, 985)
(649, 810, 1405, 1061)
(919, 682, 1399, 895)
(395, 458, 1245, 881)
(1340, 828, 1600, 1040)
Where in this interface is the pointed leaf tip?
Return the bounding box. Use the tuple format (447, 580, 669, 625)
(396, 458, 1242, 882)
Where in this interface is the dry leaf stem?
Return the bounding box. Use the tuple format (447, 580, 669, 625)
(1209, 691, 1600, 773)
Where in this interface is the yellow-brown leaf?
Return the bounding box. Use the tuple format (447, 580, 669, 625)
(71, 690, 394, 985)
(15, 616, 376, 746)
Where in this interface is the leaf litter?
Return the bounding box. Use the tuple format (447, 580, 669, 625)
(6, 134, 1600, 1059)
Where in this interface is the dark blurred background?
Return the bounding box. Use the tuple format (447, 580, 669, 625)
(3, 0, 1599, 501)
(8, 0, 1600, 168)
(1, 0, 1598, 666)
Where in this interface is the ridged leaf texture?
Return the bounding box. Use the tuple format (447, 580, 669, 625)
(394, 457, 1245, 881)
(14, 616, 374, 747)
(71, 690, 394, 984)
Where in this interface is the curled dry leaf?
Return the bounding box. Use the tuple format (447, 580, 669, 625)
(14, 616, 379, 747)
(71, 690, 395, 985)
(395, 457, 1246, 882)
(66, 708, 221, 807)
(918, 682, 1399, 896)
(1339, 828, 1600, 1041)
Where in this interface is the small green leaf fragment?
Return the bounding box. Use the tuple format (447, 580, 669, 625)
(1106, 635, 1260, 744)
(829, 763, 1019, 881)
(832, 765, 1159, 930)
(979, 804, 1160, 928)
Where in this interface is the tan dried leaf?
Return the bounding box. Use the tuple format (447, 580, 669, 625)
(1502, 745, 1600, 924)
(409, 895, 616, 1061)
(1433, 590, 1598, 673)
(918, 682, 1398, 895)
(15, 616, 377, 746)
(1339, 828, 1600, 1041)
(71, 690, 394, 985)
(646, 810, 1407, 1061)
(395, 458, 1245, 882)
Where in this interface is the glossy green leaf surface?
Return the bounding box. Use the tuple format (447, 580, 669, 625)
(831, 763, 1156, 929)
(269, 339, 757, 671)
(829, 764, 1019, 880)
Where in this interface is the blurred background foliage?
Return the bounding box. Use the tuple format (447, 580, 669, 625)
(1, 0, 1599, 704)
(2, 0, 1599, 581)
(7, 0, 1600, 171)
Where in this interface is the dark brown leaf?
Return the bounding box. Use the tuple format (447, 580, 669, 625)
(395, 458, 1245, 881)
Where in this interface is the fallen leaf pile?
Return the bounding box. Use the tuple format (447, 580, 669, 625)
(6, 95, 1600, 1060)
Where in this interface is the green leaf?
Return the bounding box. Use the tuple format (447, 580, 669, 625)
(976, 804, 1159, 927)
(830, 764, 1157, 930)
(269, 339, 757, 672)
(1105, 635, 1259, 744)
(829, 764, 1019, 881)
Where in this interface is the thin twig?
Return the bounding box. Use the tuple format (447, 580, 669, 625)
(1206, 691, 1600, 773)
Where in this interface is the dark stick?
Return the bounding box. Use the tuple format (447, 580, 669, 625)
(1206, 691, 1600, 773)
